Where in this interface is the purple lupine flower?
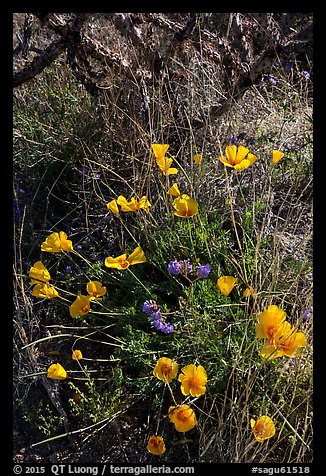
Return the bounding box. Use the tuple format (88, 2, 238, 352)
(280, 60, 293, 71)
(161, 323, 174, 334)
(237, 132, 247, 140)
(79, 166, 88, 175)
(76, 244, 83, 250)
(303, 307, 313, 321)
(142, 298, 174, 334)
(13, 203, 20, 220)
(268, 74, 277, 85)
(65, 265, 72, 273)
(179, 260, 192, 274)
(152, 315, 174, 334)
(230, 135, 239, 144)
(151, 311, 162, 321)
(153, 319, 165, 331)
(197, 263, 211, 279)
(142, 300, 159, 315)
(168, 260, 182, 275)
(302, 70, 310, 80)
(247, 136, 256, 145)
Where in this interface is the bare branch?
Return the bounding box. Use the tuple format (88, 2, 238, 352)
(13, 37, 66, 88)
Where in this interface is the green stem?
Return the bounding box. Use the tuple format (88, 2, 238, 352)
(127, 267, 152, 294)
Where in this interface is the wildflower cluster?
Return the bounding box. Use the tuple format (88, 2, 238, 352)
(152, 144, 199, 218)
(167, 259, 211, 280)
(152, 143, 178, 175)
(147, 357, 207, 454)
(141, 259, 212, 335)
(25, 137, 310, 458)
(29, 261, 59, 299)
(28, 231, 149, 379)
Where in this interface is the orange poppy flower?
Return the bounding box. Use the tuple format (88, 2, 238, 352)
(146, 435, 166, 455)
(272, 150, 284, 164)
(219, 145, 257, 172)
(255, 305, 287, 340)
(250, 416, 276, 442)
(116, 196, 151, 213)
(104, 246, 146, 270)
(173, 195, 198, 218)
(259, 323, 307, 359)
(167, 183, 181, 197)
(178, 364, 207, 397)
(86, 281, 107, 300)
(29, 261, 51, 284)
(69, 295, 91, 318)
(168, 405, 197, 432)
(47, 363, 68, 380)
(107, 199, 119, 215)
(217, 276, 237, 296)
(32, 283, 59, 299)
(152, 144, 170, 161)
(41, 231, 73, 252)
(156, 156, 178, 175)
(153, 357, 179, 383)
(72, 350, 83, 361)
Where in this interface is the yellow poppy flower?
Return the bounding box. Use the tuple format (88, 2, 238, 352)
(72, 349, 83, 361)
(217, 276, 237, 296)
(41, 231, 73, 252)
(219, 145, 257, 172)
(258, 320, 291, 359)
(116, 196, 151, 213)
(156, 156, 178, 175)
(168, 405, 197, 432)
(107, 199, 119, 215)
(29, 261, 51, 285)
(259, 324, 307, 359)
(47, 363, 68, 380)
(104, 246, 146, 270)
(152, 144, 170, 161)
(138, 196, 151, 213)
(167, 183, 181, 197)
(193, 154, 203, 166)
(173, 195, 198, 218)
(146, 436, 166, 455)
(32, 283, 59, 299)
(153, 357, 179, 383)
(178, 364, 207, 397)
(272, 150, 284, 164)
(250, 416, 276, 442)
(278, 329, 307, 358)
(255, 305, 287, 340)
(243, 286, 255, 298)
(69, 295, 91, 318)
(86, 281, 107, 301)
